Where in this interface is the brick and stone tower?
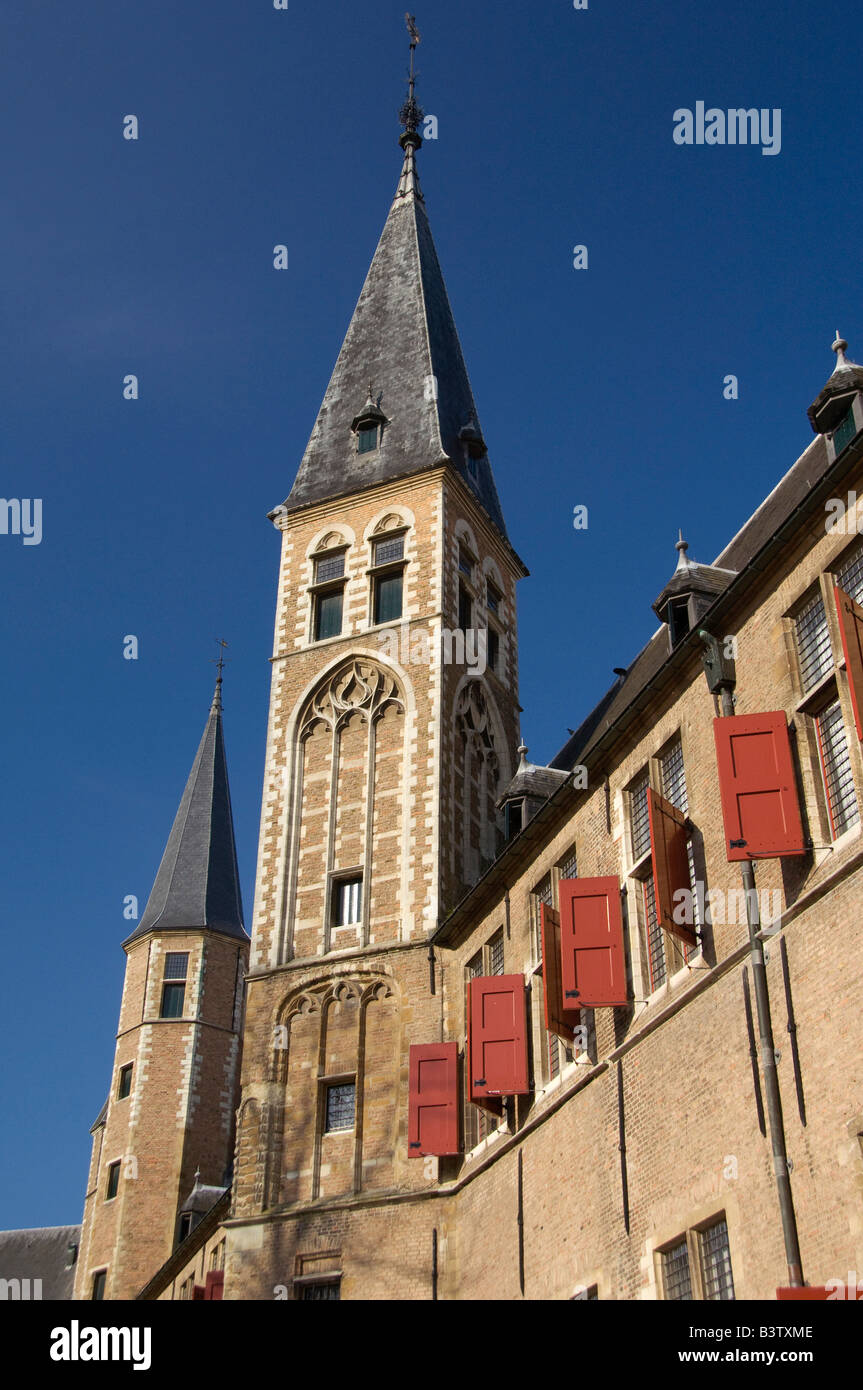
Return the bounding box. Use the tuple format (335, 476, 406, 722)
(74, 679, 249, 1300)
(226, 67, 526, 1297)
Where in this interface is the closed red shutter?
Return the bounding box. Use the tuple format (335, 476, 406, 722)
(204, 1270, 224, 1300)
(834, 584, 863, 739)
(776, 1286, 843, 1301)
(558, 877, 628, 1007)
(408, 1042, 460, 1156)
(540, 903, 578, 1041)
(713, 713, 806, 860)
(469, 975, 529, 1100)
(648, 789, 698, 947)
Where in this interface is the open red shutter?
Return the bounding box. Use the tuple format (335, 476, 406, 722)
(540, 903, 578, 1041)
(469, 975, 529, 1100)
(204, 1270, 224, 1300)
(408, 1042, 460, 1156)
(834, 584, 863, 739)
(558, 877, 628, 1007)
(648, 789, 698, 947)
(713, 713, 806, 860)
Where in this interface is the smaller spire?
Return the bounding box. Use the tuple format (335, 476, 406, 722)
(675, 529, 691, 570)
(832, 331, 859, 374)
(516, 742, 529, 772)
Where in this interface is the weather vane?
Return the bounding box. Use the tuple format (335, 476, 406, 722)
(212, 638, 229, 682)
(400, 14, 424, 137)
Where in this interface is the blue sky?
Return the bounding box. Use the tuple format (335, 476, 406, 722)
(1, 0, 860, 1228)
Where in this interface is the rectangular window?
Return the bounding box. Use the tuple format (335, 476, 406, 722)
(92, 1271, 106, 1301)
(358, 426, 378, 453)
(314, 552, 345, 584)
(315, 588, 343, 641)
(642, 875, 666, 991)
(458, 543, 474, 578)
(815, 699, 860, 838)
(487, 581, 501, 614)
(505, 800, 523, 839)
(117, 1064, 133, 1100)
(301, 1280, 341, 1300)
(834, 404, 858, 454)
(487, 627, 499, 674)
(160, 982, 185, 1018)
(835, 540, 863, 605)
(661, 1238, 693, 1301)
(488, 929, 505, 976)
(795, 590, 833, 692)
(334, 877, 362, 927)
(373, 535, 404, 566)
(374, 571, 403, 624)
(659, 739, 699, 954)
(458, 583, 472, 632)
(532, 873, 553, 962)
(325, 1082, 356, 1132)
(629, 770, 651, 861)
(699, 1218, 735, 1301)
(163, 952, 188, 979)
(106, 1162, 121, 1201)
(558, 847, 578, 882)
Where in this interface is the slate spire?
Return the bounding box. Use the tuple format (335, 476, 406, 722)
(126, 680, 246, 945)
(277, 56, 508, 538)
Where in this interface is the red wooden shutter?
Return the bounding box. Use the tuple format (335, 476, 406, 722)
(713, 713, 806, 860)
(834, 584, 863, 739)
(204, 1270, 224, 1300)
(469, 975, 529, 1100)
(192, 1284, 206, 1300)
(540, 903, 577, 1041)
(776, 1286, 839, 1301)
(408, 1042, 460, 1156)
(558, 877, 628, 1007)
(648, 789, 698, 947)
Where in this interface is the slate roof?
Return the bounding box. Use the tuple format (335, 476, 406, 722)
(277, 141, 508, 539)
(498, 747, 568, 806)
(125, 683, 246, 945)
(0, 1226, 81, 1300)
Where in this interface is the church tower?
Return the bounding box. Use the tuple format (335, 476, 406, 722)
(74, 679, 249, 1301)
(226, 48, 525, 1298)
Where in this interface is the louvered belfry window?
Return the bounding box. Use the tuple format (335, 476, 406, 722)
(795, 590, 833, 692)
(815, 699, 860, 839)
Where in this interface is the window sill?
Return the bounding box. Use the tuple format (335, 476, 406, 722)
(795, 669, 837, 715)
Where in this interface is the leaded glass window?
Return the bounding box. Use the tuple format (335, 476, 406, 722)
(816, 699, 860, 839)
(795, 590, 833, 693)
(325, 1083, 355, 1132)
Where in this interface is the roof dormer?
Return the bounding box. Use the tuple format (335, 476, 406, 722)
(652, 532, 737, 648)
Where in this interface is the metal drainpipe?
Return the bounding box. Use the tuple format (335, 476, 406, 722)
(712, 663, 804, 1287)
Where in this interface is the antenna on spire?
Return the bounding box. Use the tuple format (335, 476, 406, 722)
(211, 639, 229, 711)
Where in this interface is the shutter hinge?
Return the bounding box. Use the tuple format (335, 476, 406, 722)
(730, 838, 747, 848)
(409, 1141, 421, 1149)
(474, 1078, 486, 1087)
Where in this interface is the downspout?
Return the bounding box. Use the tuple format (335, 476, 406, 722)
(700, 631, 803, 1287)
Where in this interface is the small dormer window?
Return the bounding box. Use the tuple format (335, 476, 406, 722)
(358, 424, 379, 454)
(668, 597, 691, 645)
(505, 800, 523, 839)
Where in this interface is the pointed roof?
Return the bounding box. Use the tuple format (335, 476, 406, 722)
(277, 118, 508, 538)
(808, 331, 863, 433)
(125, 681, 246, 946)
